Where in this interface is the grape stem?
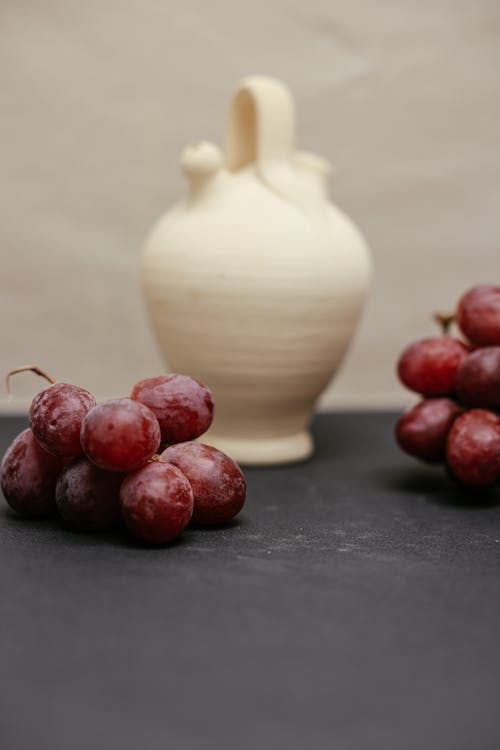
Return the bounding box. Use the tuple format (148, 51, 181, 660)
(5, 365, 57, 396)
(433, 312, 455, 336)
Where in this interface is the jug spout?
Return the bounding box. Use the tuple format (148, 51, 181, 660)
(181, 141, 225, 201)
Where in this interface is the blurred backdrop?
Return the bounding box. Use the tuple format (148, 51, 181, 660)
(1, 0, 499, 411)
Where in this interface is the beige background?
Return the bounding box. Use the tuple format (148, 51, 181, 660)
(1, 0, 499, 413)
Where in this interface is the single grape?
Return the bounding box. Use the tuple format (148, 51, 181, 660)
(131, 374, 214, 445)
(446, 409, 500, 487)
(456, 347, 500, 410)
(395, 398, 462, 463)
(457, 284, 500, 346)
(55, 457, 123, 531)
(120, 461, 193, 544)
(30, 382, 96, 457)
(397, 337, 469, 396)
(160, 442, 246, 525)
(81, 399, 161, 472)
(1, 428, 67, 517)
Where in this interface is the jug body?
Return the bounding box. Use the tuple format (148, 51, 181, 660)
(141, 77, 372, 464)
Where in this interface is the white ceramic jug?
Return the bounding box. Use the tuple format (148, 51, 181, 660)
(141, 76, 372, 465)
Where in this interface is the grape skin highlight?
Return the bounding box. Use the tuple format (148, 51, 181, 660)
(457, 284, 500, 346)
(30, 382, 96, 457)
(395, 398, 462, 463)
(81, 399, 161, 472)
(160, 442, 246, 525)
(446, 409, 500, 487)
(397, 337, 469, 396)
(131, 374, 214, 445)
(120, 461, 194, 544)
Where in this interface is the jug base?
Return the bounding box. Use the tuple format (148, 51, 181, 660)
(200, 429, 313, 466)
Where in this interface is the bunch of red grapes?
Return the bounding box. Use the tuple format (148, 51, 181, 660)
(0, 371, 246, 544)
(396, 284, 500, 488)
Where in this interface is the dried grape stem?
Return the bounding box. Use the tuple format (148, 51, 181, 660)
(433, 312, 455, 336)
(6, 365, 57, 396)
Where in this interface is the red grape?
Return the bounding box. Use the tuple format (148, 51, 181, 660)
(456, 347, 500, 410)
(1, 428, 67, 517)
(55, 457, 123, 531)
(457, 284, 500, 346)
(397, 337, 469, 396)
(81, 399, 161, 472)
(131, 374, 214, 445)
(446, 409, 500, 487)
(30, 382, 96, 457)
(395, 398, 462, 463)
(120, 461, 193, 544)
(160, 442, 246, 525)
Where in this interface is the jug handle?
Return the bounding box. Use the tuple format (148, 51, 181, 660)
(225, 76, 295, 175)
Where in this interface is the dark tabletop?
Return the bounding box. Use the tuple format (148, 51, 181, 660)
(0, 413, 499, 750)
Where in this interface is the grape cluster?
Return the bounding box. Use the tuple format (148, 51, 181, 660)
(395, 284, 500, 488)
(0, 372, 246, 544)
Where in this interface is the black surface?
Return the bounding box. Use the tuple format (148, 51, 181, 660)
(1, 413, 499, 750)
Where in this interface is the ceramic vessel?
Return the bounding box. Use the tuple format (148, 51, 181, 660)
(141, 76, 372, 465)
